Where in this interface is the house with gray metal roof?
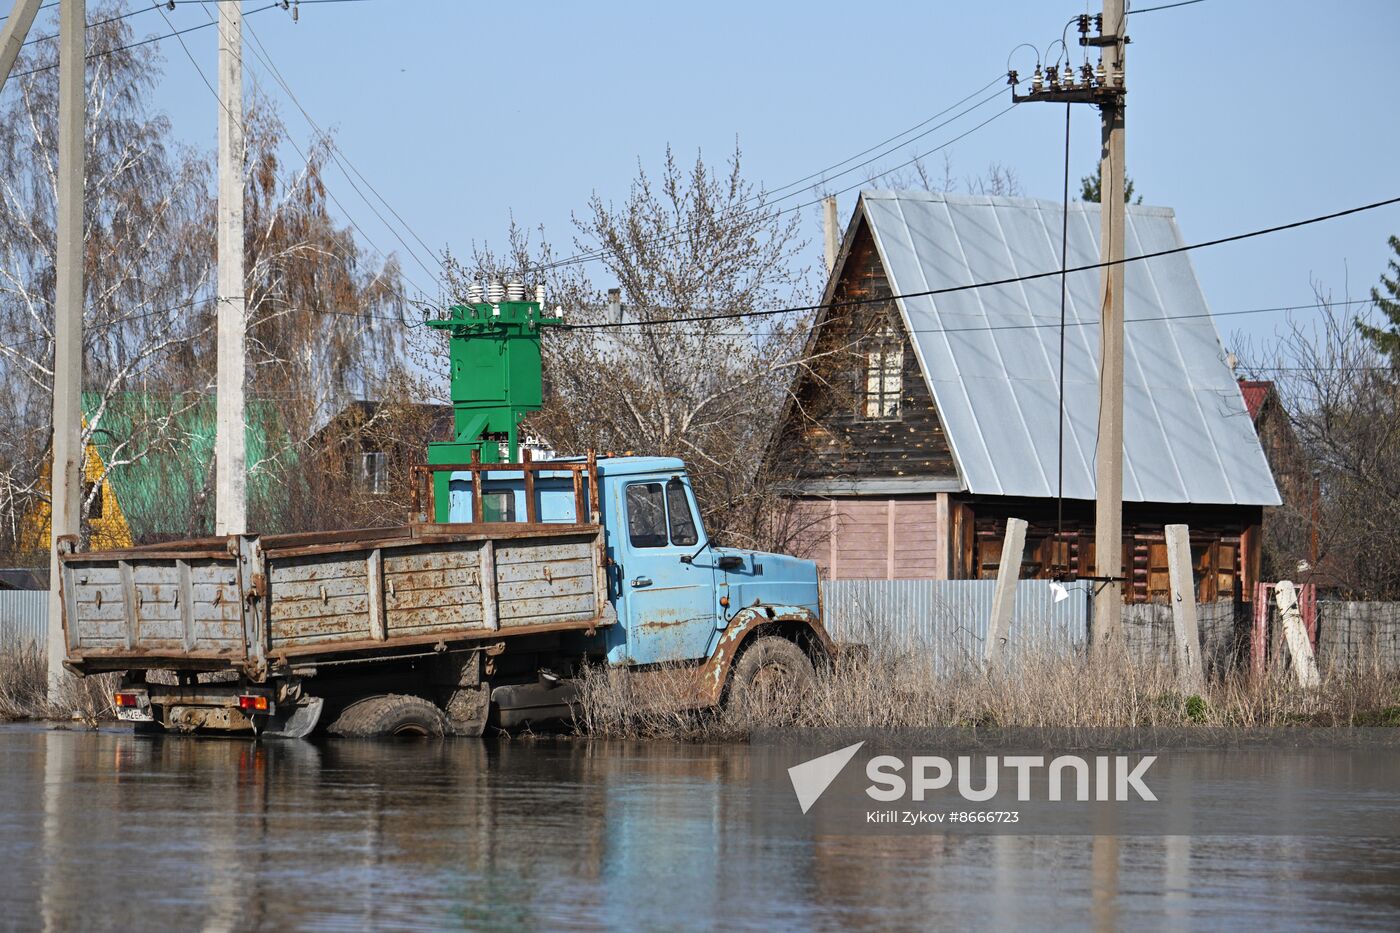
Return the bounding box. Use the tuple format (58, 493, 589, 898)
(771, 191, 1280, 604)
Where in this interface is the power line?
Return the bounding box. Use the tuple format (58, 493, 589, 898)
(0, 292, 432, 357)
(8, 0, 376, 78)
(553, 297, 1378, 339)
(12, 1, 281, 78)
(151, 1, 438, 304)
(530, 75, 1014, 273)
(742, 74, 1009, 205)
(536, 93, 1021, 273)
(0, 296, 1382, 359)
(1127, 0, 1208, 15)
(236, 7, 447, 286)
(22, 2, 167, 47)
(561, 194, 1400, 329)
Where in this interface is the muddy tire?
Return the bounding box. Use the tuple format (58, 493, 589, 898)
(327, 694, 449, 737)
(726, 636, 816, 721)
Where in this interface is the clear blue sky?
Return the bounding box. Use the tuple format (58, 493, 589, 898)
(103, 0, 1400, 354)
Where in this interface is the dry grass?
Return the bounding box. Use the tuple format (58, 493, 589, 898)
(572, 640, 1400, 740)
(0, 642, 47, 720)
(0, 642, 119, 723)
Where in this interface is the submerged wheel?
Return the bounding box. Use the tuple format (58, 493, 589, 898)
(327, 694, 449, 737)
(726, 636, 817, 720)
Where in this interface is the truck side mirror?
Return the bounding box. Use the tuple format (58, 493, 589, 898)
(717, 555, 744, 571)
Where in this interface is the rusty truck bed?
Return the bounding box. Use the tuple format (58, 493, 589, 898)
(58, 522, 613, 681)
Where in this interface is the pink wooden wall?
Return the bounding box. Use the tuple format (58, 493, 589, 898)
(789, 497, 942, 580)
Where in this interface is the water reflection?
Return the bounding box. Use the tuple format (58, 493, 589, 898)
(2, 727, 1398, 931)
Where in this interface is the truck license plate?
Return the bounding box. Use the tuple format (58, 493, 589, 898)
(116, 706, 153, 722)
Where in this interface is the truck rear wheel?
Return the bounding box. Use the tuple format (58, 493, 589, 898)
(327, 694, 449, 737)
(726, 636, 816, 721)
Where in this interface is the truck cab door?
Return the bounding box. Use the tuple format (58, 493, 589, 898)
(616, 477, 717, 665)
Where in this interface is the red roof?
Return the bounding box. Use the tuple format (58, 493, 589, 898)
(1238, 379, 1273, 422)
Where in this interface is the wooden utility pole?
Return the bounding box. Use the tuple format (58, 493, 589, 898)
(47, 0, 84, 702)
(1092, 0, 1127, 651)
(215, 1, 246, 535)
(0, 0, 43, 92)
(1009, 1, 1128, 653)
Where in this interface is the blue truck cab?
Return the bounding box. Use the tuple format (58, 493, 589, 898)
(445, 455, 831, 705)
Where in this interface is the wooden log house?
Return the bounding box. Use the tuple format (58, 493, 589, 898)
(770, 192, 1282, 604)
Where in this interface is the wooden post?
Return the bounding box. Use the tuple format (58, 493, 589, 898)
(470, 449, 483, 522)
(1274, 580, 1321, 688)
(522, 448, 537, 524)
(366, 549, 386, 641)
(885, 499, 895, 580)
(983, 518, 1027, 670)
(480, 540, 498, 631)
(1164, 524, 1205, 692)
(935, 493, 951, 581)
(1251, 581, 1269, 678)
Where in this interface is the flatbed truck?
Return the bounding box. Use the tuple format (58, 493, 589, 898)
(59, 452, 831, 736)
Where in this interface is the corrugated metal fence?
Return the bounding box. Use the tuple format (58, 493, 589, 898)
(6, 581, 1399, 673)
(0, 591, 48, 649)
(821, 580, 1091, 672)
(822, 582, 1400, 674)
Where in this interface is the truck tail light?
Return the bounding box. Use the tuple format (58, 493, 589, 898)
(237, 694, 270, 713)
(113, 692, 140, 708)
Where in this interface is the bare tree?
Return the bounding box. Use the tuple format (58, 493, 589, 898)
(0, 7, 213, 559)
(413, 145, 827, 548)
(1238, 289, 1400, 598)
(0, 7, 411, 557)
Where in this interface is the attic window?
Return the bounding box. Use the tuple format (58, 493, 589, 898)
(860, 325, 903, 420)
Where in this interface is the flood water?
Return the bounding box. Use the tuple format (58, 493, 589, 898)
(2, 725, 1399, 931)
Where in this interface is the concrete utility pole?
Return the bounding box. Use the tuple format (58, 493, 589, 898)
(1092, 0, 1127, 651)
(0, 0, 43, 92)
(984, 517, 1028, 671)
(822, 196, 840, 274)
(1164, 524, 1205, 693)
(47, 0, 84, 702)
(215, 1, 246, 535)
(1009, 1, 1128, 652)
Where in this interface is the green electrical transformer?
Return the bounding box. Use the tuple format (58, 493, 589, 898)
(425, 288, 564, 522)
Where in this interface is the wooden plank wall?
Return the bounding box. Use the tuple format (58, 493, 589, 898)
(774, 216, 959, 482)
(789, 496, 942, 580)
(960, 498, 1264, 604)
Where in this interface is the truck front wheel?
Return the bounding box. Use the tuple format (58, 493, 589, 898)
(726, 636, 816, 721)
(327, 694, 449, 737)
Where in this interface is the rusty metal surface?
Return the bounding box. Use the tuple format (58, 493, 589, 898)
(695, 605, 833, 706)
(62, 523, 612, 677)
(412, 452, 599, 527)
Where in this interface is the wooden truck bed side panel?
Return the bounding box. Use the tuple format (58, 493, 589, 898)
(60, 525, 612, 674)
(384, 542, 485, 637)
(265, 532, 602, 650)
(62, 557, 245, 657)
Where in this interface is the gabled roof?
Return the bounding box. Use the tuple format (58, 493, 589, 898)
(1237, 379, 1273, 422)
(856, 190, 1280, 506)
